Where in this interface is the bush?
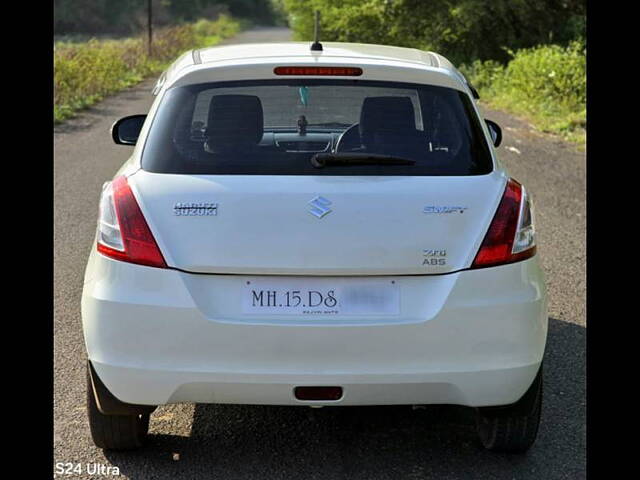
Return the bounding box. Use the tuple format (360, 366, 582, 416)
(499, 41, 586, 111)
(54, 15, 241, 123)
(461, 40, 586, 143)
(192, 14, 245, 43)
(462, 59, 505, 91)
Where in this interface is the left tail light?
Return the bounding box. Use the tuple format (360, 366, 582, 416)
(96, 175, 167, 268)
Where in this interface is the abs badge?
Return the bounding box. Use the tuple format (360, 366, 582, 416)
(174, 202, 217, 216)
(423, 206, 468, 214)
(423, 249, 447, 266)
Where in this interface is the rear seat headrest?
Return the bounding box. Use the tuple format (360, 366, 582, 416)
(207, 95, 264, 147)
(359, 96, 417, 139)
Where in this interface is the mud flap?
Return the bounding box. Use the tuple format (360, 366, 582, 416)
(88, 361, 157, 416)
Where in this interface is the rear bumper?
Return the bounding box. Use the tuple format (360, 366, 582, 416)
(91, 361, 542, 407)
(82, 252, 547, 407)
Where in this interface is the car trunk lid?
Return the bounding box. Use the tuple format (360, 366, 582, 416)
(130, 170, 505, 275)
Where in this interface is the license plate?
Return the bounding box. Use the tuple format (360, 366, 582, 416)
(242, 277, 400, 316)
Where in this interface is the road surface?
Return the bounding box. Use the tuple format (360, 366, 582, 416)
(54, 27, 586, 479)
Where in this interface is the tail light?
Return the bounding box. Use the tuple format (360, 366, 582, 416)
(96, 175, 167, 268)
(471, 178, 536, 269)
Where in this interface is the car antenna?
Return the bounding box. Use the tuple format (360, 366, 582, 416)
(310, 10, 323, 51)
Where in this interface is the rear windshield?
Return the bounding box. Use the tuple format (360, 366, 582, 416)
(142, 80, 493, 176)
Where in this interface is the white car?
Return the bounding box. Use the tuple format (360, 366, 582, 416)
(82, 40, 547, 453)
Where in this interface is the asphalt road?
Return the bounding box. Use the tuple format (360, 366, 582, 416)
(54, 27, 586, 479)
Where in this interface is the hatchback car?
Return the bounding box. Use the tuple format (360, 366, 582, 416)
(82, 41, 547, 453)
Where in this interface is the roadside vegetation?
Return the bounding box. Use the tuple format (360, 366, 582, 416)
(283, 0, 586, 146)
(461, 40, 586, 144)
(54, 15, 241, 123)
(54, 0, 278, 35)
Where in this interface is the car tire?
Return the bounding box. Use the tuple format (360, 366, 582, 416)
(475, 364, 543, 453)
(86, 367, 150, 450)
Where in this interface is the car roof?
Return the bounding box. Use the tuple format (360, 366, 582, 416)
(194, 42, 454, 69)
(156, 42, 465, 94)
(160, 42, 457, 80)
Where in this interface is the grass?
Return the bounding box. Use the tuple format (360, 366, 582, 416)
(54, 15, 242, 124)
(461, 40, 586, 147)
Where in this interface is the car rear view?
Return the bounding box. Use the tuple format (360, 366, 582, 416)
(81, 42, 547, 453)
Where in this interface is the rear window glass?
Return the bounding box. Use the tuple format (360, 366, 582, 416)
(142, 80, 493, 176)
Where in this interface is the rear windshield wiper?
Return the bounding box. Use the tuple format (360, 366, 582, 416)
(311, 152, 416, 168)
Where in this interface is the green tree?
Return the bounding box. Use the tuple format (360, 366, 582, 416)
(283, 0, 585, 64)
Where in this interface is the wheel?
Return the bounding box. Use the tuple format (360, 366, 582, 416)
(475, 364, 543, 453)
(86, 366, 150, 450)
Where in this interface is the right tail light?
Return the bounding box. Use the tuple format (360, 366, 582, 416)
(471, 178, 536, 269)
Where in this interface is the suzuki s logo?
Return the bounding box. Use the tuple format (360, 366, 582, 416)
(308, 196, 332, 218)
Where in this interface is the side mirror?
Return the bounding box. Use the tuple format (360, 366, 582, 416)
(485, 119, 502, 147)
(111, 115, 146, 145)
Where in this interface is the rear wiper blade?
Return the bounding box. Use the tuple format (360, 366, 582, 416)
(311, 152, 416, 168)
